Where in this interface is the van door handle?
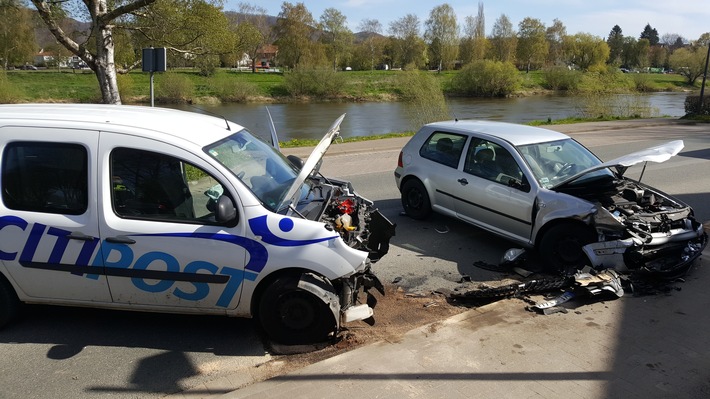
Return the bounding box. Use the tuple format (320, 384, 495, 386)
(105, 235, 136, 244)
(458, 178, 468, 186)
(67, 232, 95, 241)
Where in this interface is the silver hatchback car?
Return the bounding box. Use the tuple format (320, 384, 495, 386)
(394, 120, 707, 276)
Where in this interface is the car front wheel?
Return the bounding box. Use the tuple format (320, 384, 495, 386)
(258, 275, 337, 345)
(401, 179, 432, 220)
(539, 223, 596, 276)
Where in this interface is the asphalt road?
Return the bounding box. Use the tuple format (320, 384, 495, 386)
(1, 120, 708, 399)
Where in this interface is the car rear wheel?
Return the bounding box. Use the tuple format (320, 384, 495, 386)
(539, 223, 596, 276)
(401, 179, 431, 220)
(258, 275, 337, 345)
(0, 275, 20, 329)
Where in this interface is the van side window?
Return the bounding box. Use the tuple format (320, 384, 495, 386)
(111, 148, 225, 224)
(2, 142, 88, 215)
(419, 132, 466, 168)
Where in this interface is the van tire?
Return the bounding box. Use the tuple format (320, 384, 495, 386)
(401, 179, 431, 220)
(0, 275, 20, 329)
(258, 276, 337, 345)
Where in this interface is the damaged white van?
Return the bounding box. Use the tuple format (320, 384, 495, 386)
(0, 104, 394, 345)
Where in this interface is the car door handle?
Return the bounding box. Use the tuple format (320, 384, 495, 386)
(67, 231, 95, 241)
(458, 178, 468, 186)
(105, 235, 136, 244)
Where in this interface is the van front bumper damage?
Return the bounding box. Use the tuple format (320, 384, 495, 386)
(336, 261, 385, 326)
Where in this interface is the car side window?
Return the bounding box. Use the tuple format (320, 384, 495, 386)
(419, 132, 466, 168)
(464, 140, 525, 187)
(2, 142, 88, 215)
(111, 148, 227, 224)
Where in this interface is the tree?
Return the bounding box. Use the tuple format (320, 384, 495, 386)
(132, 0, 236, 76)
(607, 25, 624, 65)
(273, 2, 317, 68)
(388, 14, 425, 69)
(459, 2, 486, 67)
(563, 33, 609, 71)
(516, 17, 548, 72)
(230, 3, 274, 72)
(31, 0, 233, 103)
(0, 0, 35, 69)
(669, 46, 708, 84)
(424, 4, 459, 70)
(358, 18, 384, 70)
(640, 23, 659, 46)
(319, 8, 353, 70)
(661, 33, 685, 52)
(545, 18, 566, 66)
(489, 14, 516, 63)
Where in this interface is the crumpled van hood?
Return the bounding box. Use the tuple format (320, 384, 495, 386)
(551, 140, 684, 189)
(277, 114, 346, 210)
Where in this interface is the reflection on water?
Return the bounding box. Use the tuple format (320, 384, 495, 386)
(169, 92, 689, 142)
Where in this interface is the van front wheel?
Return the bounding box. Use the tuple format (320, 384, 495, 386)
(0, 276, 20, 329)
(258, 276, 337, 345)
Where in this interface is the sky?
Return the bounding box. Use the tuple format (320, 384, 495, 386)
(223, 0, 709, 42)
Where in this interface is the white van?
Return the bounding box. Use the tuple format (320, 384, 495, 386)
(0, 104, 394, 345)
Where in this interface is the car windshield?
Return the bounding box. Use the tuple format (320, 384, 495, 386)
(517, 138, 613, 189)
(205, 129, 307, 212)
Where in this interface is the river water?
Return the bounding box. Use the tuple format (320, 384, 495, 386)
(171, 92, 690, 142)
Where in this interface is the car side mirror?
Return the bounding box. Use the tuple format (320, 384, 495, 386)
(287, 155, 304, 170)
(216, 195, 238, 225)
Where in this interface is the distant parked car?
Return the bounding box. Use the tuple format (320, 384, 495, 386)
(394, 120, 707, 276)
(18, 65, 37, 70)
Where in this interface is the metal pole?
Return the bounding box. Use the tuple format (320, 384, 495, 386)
(150, 71, 154, 107)
(699, 43, 710, 111)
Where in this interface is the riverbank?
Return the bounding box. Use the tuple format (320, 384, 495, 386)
(1, 68, 698, 105)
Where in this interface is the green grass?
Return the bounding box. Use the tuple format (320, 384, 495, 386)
(2, 67, 700, 105)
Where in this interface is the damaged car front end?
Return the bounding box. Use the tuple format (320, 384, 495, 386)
(533, 140, 707, 277)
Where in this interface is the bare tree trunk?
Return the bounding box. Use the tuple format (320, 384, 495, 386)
(94, 25, 121, 104)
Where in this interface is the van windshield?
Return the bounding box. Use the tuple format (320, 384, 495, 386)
(205, 130, 303, 212)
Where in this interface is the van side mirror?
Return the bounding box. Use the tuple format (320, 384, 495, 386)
(287, 155, 304, 170)
(216, 195, 238, 225)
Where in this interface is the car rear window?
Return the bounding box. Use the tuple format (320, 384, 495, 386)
(419, 132, 466, 168)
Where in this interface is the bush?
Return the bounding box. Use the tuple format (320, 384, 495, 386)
(195, 55, 220, 77)
(631, 73, 653, 92)
(451, 60, 520, 97)
(0, 72, 24, 103)
(684, 95, 710, 116)
(542, 66, 581, 91)
(209, 75, 260, 102)
(283, 66, 346, 97)
(155, 72, 194, 103)
(395, 71, 449, 129)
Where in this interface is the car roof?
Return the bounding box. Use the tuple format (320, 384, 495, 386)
(0, 104, 243, 147)
(424, 120, 570, 146)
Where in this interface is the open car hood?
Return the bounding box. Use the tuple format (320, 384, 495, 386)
(277, 114, 346, 210)
(551, 140, 684, 189)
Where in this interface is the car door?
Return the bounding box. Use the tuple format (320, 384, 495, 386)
(417, 132, 468, 215)
(450, 138, 537, 244)
(98, 132, 250, 311)
(0, 127, 112, 302)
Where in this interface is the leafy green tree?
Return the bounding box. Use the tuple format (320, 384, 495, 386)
(516, 17, 548, 72)
(0, 0, 35, 69)
(563, 33, 610, 71)
(388, 14, 426, 69)
(31, 0, 233, 104)
(669, 46, 708, 84)
(319, 8, 353, 70)
(545, 18, 566, 66)
(607, 25, 624, 66)
(452, 59, 520, 97)
(640, 24, 659, 46)
(424, 4, 459, 70)
(273, 2, 321, 68)
(489, 14, 516, 63)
